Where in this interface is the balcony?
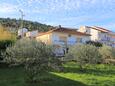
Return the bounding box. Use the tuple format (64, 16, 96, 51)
(53, 40, 77, 46)
(100, 37, 111, 42)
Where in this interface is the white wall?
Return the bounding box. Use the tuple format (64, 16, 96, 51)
(79, 26, 91, 34)
(26, 30, 38, 37)
(18, 28, 28, 36)
(90, 29, 99, 41)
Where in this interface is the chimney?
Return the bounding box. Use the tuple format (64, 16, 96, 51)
(55, 25, 61, 29)
(58, 25, 61, 28)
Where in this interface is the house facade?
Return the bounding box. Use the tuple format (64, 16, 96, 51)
(26, 30, 38, 38)
(36, 26, 90, 56)
(109, 32, 115, 47)
(78, 26, 115, 47)
(18, 28, 28, 37)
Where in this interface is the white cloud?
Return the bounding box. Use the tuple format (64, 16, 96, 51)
(16, 0, 81, 13)
(0, 3, 18, 13)
(13, 0, 115, 14)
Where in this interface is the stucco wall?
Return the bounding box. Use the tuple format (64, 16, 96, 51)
(52, 32, 90, 45)
(90, 29, 99, 41)
(36, 31, 90, 46)
(36, 33, 51, 44)
(79, 26, 91, 34)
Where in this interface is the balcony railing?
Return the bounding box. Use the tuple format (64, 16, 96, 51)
(53, 40, 79, 45)
(100, 37, 111, 42)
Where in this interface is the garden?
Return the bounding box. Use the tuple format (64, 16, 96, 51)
(0, 26, 115, 86)
(0, 62, 115, 86)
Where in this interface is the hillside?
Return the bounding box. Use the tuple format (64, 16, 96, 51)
(0, 18, 53, 32)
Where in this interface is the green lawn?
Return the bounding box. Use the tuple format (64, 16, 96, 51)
(0, 62, 115, 86)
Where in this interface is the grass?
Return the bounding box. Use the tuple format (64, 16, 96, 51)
(0, 62, 115, 86)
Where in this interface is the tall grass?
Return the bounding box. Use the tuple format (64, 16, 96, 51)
(0, 25, 16, 40)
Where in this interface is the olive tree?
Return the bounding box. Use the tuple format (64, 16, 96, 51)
(86, 41, 103, 47)
(65, 44, 102, 69)
(99, 45, 115, 64)
(4, 38, 61, 82)
(0, 40, 15, 60)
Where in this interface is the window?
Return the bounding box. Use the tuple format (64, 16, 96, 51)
(59, 36, 67, 42)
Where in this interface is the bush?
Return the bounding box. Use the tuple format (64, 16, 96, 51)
(0, 40, 15, 60)
(65, 44, 102, 69)
(0, 25, 16, 61)
(99, 45, 115, 64)
(0, 40, 15, 49)
(4, 38, 61, 83)
(86, 41, 103, 47)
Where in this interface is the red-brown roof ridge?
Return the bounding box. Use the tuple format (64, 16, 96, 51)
(38, 27, 91, 36)
(85, 26, 111, 33)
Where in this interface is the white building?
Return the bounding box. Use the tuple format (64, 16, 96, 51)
(109, 32, 115, 47)
(18, 28, 28, 37)
(78, 26, 115, 47)
(26, 30, 38, 38)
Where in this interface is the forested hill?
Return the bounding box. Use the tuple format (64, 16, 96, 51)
(0, 18, 53, 32)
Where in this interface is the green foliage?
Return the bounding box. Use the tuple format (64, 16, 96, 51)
(0, 40, 15, 50)
(0, 18, 52, 32)
(65, 44, 115, 66)
(65, 44, 102, 69)
(99, 45, 115, 64)
(0, 63, 115, 86)
(0, 40, 15, 60)
(4, 38, 61, 83)
(0, 25, 16, 60)
(86, 41, 103, 47)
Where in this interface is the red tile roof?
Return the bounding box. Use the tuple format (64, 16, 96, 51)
(85, 26, 111, 33)
(111, 36, 115, 38)
(93, 26, 111, 32)
(38, 27, 91, 36)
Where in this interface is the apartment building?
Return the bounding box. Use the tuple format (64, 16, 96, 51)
(78, 26, 115, 47)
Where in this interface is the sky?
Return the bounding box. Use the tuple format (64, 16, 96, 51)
(0, 0, 115, 31)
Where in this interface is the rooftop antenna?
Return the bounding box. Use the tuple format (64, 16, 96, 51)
(19, 9, 25, 37)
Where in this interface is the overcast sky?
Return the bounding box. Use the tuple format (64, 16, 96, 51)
(0, 0, 115, 31)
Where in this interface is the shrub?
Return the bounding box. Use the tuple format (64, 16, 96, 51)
(99, 45, 115, 64)
(86, 41, 103, 47)
(4, 38, 61, 83)
(0, 25, 16, 60)
(0, 40, 15, 60)
(65, 44, 102, 69)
